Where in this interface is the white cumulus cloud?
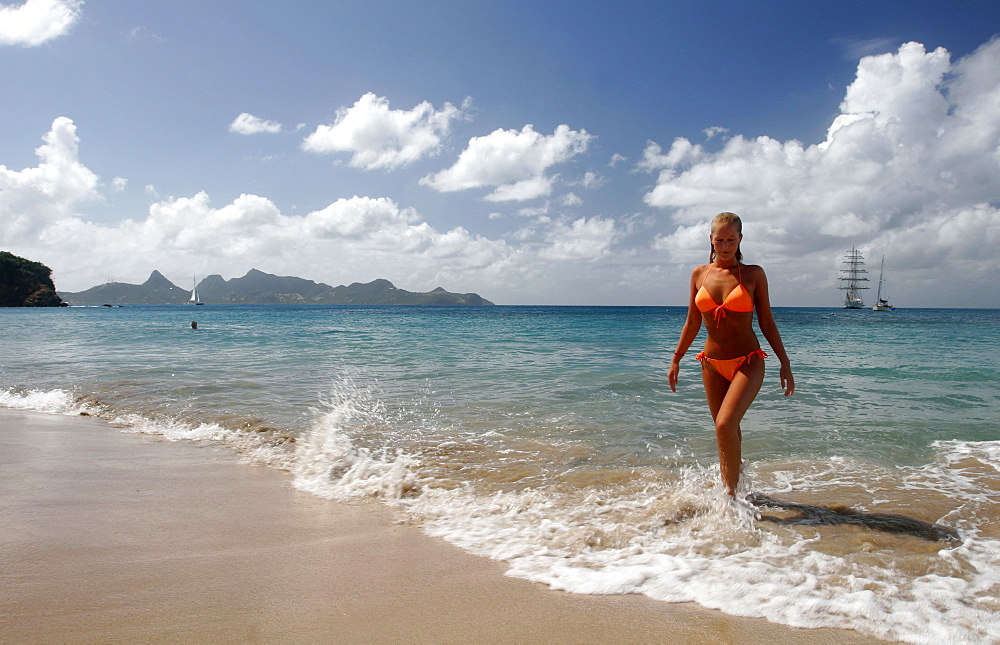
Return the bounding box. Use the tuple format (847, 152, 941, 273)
(302, 93, 468, 170)
(421, 124, 593, 202)
(642, 39, 1000, 303)
(229, 112, 283, 135)
(560, 192, 583, 207)
(14, 186, 522, 296)
(299, 196, 417, 240)
(0, 116, 99, 237)
(0, 0, 81, 46)
(539, 216, 618, 261)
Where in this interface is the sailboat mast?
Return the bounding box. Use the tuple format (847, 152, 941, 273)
(875, 255, 884, 302)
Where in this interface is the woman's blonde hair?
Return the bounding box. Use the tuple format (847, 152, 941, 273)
(709, 212, 743, 263)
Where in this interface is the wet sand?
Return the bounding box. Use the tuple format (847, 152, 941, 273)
(0, 408, 875, 644)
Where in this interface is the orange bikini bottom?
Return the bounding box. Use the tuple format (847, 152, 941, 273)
(695, 349, 767, 382)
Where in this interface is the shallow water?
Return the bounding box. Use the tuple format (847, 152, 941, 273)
(2, 304, 998, 642)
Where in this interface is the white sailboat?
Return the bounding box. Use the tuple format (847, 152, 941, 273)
(872, 255, 893, 311)
(838, 247, 869, 309)
(188, 276, 204, 305)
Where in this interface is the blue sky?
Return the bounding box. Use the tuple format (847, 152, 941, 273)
(1, 0, 998, 306)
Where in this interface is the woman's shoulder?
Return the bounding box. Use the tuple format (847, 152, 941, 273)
(741, 263, 769, 286)
(691, 264, 713, 281)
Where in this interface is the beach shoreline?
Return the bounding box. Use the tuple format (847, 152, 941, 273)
(0, 408, 874, 643)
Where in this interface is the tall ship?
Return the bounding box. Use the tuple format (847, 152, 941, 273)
(838, 247, 869, 309)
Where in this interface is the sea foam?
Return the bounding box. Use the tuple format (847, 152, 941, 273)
(398, 444, 1000, 643)
(0, 387, 99, 416)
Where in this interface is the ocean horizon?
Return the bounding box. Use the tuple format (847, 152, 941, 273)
(2, 304, 998, 642)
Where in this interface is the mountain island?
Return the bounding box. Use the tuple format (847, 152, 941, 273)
(58, 269, 494, 306)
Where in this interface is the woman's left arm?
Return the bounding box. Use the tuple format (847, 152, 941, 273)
(752, 266, 795, 396)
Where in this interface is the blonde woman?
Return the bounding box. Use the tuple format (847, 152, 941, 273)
(668, 212, 794, 496)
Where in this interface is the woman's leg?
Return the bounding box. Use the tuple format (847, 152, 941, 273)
(702, 358, 766, 495)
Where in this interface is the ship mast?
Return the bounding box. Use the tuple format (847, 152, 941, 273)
(874, 255, 884, 303)
(838, 246, 869, 308)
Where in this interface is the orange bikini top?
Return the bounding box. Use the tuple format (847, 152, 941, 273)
(695, 264, 754, 324)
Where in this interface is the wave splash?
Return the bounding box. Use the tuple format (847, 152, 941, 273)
(0, 388, 100, 416)
(291, 380, 420, 501)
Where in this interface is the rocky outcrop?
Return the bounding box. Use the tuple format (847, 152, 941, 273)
(0, 252, 64, 307)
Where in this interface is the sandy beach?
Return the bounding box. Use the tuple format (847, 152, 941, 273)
(0, 408, 874, 644)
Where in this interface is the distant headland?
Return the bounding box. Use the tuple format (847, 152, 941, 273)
(0, 251, 65, 307)
(57, 269, 495, 306)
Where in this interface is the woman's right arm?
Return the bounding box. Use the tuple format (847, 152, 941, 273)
(668, 267, 703, 392)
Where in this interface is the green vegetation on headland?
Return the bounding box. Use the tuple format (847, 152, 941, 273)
(0, 252, 65, 307)
(58, 269, 494, 306)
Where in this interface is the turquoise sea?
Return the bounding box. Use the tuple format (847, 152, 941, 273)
(2, 304, 998, 642)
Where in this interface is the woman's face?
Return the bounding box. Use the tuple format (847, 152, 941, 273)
(711, 223, 742, 261)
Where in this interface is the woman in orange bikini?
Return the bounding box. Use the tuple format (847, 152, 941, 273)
(668, 212, 794, 497)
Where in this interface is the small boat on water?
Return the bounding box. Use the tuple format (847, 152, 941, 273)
(872, 255, 893, 311)
(188, 276, 204, 305)
(838, 247, 869, 309)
